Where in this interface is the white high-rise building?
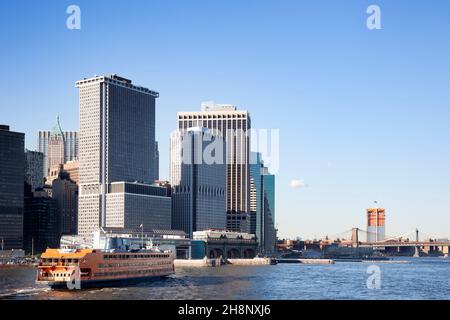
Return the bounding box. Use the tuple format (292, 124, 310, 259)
(177, 102, 251, 233)
(77, 74, 161, 236)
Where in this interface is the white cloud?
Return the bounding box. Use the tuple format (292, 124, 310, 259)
(289, 179, 306, 189)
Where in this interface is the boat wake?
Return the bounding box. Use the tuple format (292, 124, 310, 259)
(0, 287, 50, 299)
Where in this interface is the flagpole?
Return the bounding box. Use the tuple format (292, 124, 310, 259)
(141, 224, 144, 249)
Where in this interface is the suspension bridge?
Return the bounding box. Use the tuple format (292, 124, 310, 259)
(320, 228, 450, 257)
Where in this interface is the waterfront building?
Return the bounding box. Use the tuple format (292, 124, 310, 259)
(23, 186, 61, 254)
(191, 230, 257, 259)
(77, 74, 160, 236)
(60, 228, 190, 259)
(170, 127, 227, 238)
(52, 172, 78, 235)
(0, 125, 25, 250)
(177, 101, 251, 233)
(0, 249, 25, 264)
(38, 118, 79, 177)
(25, 149, 45, 191)
(366, 208, 386, 242)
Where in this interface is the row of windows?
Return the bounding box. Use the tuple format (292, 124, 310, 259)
(98, 261, 170, 268)
(41, 272, 72, 278)
(173, 185, 225, 196)
(179, 121, 248, 130)
(41, 258, 79, 264)
(103, 254, 170, 260)
(178, 114, 247, 119)
(94, 267, 172, 277)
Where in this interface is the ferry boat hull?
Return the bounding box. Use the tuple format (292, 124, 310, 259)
(38, 275, 170, 289)
(36, 248, 175, 290)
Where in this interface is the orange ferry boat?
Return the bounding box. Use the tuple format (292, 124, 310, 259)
(36, 248, 175, 289)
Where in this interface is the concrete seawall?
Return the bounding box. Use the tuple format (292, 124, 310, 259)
(226, 258, 275, 265)
(277, 259, 335, 264)
(174, 258, 222, 268)
(174, 257, 275, 267)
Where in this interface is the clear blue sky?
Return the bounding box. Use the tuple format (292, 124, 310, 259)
(1, 0, 449, 239)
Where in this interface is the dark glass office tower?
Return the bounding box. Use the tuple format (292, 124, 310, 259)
(0, 125, 25, 250)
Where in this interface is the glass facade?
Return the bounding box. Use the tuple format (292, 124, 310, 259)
(77, 75, 160, 236)
(170, 129, 227, 238)
(250, 152, 264, 247)
(0, 126, 25, 250)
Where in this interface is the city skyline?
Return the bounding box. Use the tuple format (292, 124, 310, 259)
(1, 0, 450, 239)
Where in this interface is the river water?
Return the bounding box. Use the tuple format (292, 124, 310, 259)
(1, 257, 449, 300)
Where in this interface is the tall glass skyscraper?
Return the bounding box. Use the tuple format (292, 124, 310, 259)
(0, 125, 25, 250)
(177, 102, 251, 233)
(170, 127, 227, 238)
(262, 168, 276, 254)
(250, 153, 276, 253)
(25, 149, 44, 191)
(76, 75, 161, 236)
(250, 152, 264, 248)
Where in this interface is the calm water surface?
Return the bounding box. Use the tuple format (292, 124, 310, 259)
(1, 258, 449, 300)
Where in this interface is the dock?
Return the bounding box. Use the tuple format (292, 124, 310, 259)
(276, 259, 335, 264)
(226, 258, 275, 265)
(174, 258, 223, 268)
(174, 257, 276, 267)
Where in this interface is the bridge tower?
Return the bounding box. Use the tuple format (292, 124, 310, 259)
(351, 228, 359, 248)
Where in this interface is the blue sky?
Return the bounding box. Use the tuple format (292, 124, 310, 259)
(1, 0, 449, 239)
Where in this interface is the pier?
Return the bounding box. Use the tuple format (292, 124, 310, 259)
(277, 259, 335, 264)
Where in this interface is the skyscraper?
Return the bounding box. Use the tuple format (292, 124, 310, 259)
(366, 208, 386, 242)
(154, 141, 160, 181)
(177, 101, 251, 233)
(250, 152, 264, 248)
(52, 172, 78, 236)
(23, 187, 60, 254)
(25, 149, 44, 191)
(170, 127, 227, 238)
(38, 117, 79, 177)
(76, 74, 160, 236)
(0, 125, 25, 250)
(48, 116, 65, 173)
(262, 167, 276, 254)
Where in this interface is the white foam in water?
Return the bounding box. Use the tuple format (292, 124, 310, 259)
(0, 287, 50, 299)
